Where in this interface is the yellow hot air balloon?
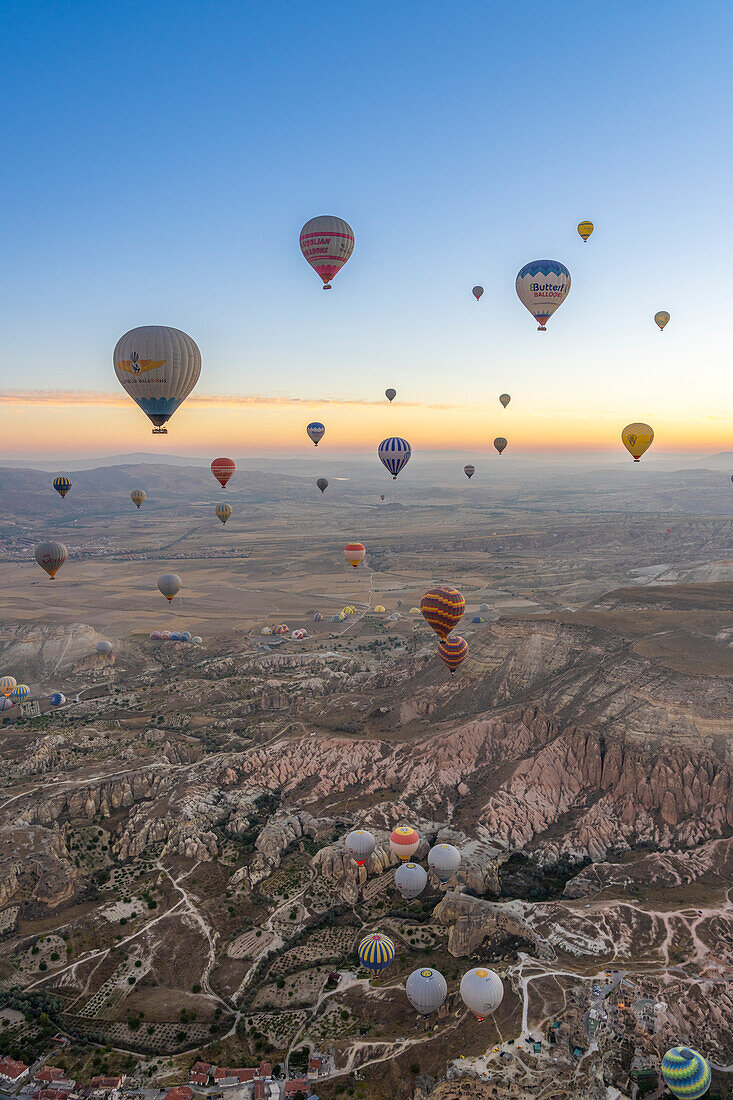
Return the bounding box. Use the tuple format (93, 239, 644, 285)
(215, 502, 232, 525)
(621, 423, 654, 462)
(577, 220, 594, 242)
(654, 311, 670, 331)
(130, 489, 146, 509)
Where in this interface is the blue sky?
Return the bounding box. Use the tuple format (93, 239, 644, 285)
(0, 1, 731, 454)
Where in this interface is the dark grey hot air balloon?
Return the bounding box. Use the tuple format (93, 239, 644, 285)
(317, 478, 329, 493)
(385, 388, 396, 402)
(493, 437, 508, 455)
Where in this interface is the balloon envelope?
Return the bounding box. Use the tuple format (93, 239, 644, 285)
(378, 437, 412, 479)
(344, 542, 366, 568)
(421, 586, 465, 640)
(317, 478, 329, 493)
(300, 215, 354, 289)
(460, 968, 504, 1019)
(35, 542, 68, 579)
(50, 693, 66, 706)
(307, 422, 325, 446)
(661, 1047, 711, 1099)
(390, 826, 419, 861)
(0, 676, 17, 697)
(438, 634, 468, 673)
(395, 862, 428, 899)
(385, 388, 396, 402)
(515, 260, 571, 330)
(10, 684, 30, 703)
(211, 457, 235, 488)
(215, 502, 232, 525)
(621, 422, 654, 461)
(358, 933, 395, 974)
(472, 286, 484, 300)
(345, 829, 376, 865)
(499, 393, 511, 408)
(577, 220, 594, 241)
(0, 698, 12, 712)
(428, 843, 461, 882)
(406, 968, 448, 1015)
(130, 489, 146, 508)
(464, 465, 475, 479)
(114, 326, 201, 432)
(96, 641, 112, 655)
(494, 437, 508, 455)
(655, 310, 670, 331)
(157, 574, 182, 602)
(53, 476, 71, 498)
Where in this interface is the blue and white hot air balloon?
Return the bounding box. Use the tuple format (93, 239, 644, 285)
(378, 437, 412, 479)
(307, 422, 325, 446)
(515, 260, 571, 330)
(114, 326, 201, 434)
(50, 693, 66, 706)
(661, 1047, 711, 1099)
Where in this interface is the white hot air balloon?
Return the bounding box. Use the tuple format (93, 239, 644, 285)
(428, 843, 461, 883)
(35, 542, 68, 579)
(96, 641, 112, 655)
(406, 968, 448, 1015)
(345, 829, 376, 866)
(515, 261, 571, 330)
(395, 862, 428, 899)
(460, 968, 504, 1020)
(114, 326, 201, 434)
(157, 574, 182, 602)
(299, 216, 354, 289)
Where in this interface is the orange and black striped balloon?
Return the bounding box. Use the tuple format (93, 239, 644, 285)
(420, 585, 465, 639)
(438, 634, 468, 673)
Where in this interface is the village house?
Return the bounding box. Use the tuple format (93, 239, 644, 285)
(0, 1057, 29, 1084)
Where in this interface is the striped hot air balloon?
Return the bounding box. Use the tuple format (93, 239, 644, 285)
(390, 826, 419, 861)
(300, 215, 354, 289)
(0, 676, 17, 698)
(130, 489, 146, 508)
(211, 457, 235, 488)
(439, 634, 469, 673)
(357, 933, 395, 976)
(421, 586, 465, 640)
(215, 502, 232, 525)
(10, 684, 30, 704)
(378, 436, 412, 479)
(344, 543, 366, 568)
(661, 1047, 711, 1099)
(577, 220, 594, 242)
(464, 465, 475, 479)
(53, 476, 72, 499)
(0, 698, 12, 712)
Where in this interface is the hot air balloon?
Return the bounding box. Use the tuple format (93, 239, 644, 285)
(378, 437, 411, 479)
(317, 478, 329, 493)
(374, 605, 386, 613)
(96, 641, 112, 655)
(158, 574, 182, 602)
(170, 632, 182, 642)
(50, 693, 66, 707)
(0, 698, 12, 712)
(160, 630, 171, 640)
(357, 933, 394, 977)
(421, 586, 465, 640)
(499, 393, 511, 408)
(344, 543, 366, 568)
(390, 826, 419, 862)
(180, 631, 192, 642)
(314, 613, 323, 622)
(150, 631, 161, 641)
(406, 968, 448, 1015)
(577, 221, 594, 242)
(191, 636, 202, 645)
(300, 215, 354, 289)
(35, 542, 68, 579)
(345, 829, 376, 866)
(53, 476, 71, 499)
(395, 862, 427, 900)
(494, 437, 508, 455)
(661, 1047, 711, 1099)
(211, 457, 235, 488)
(385, 388, 396, 402)
(10, 684, 30, 704)
(307, 422, 325, 446)
(114, 326, 201, 434)
(460, 968, 504, 1020)
(273, 625, 289, 635)
(380, 494, 385, 502)
(428, 843, 461, 883)
(464, 465, 475, 479)
(622, 423, 654, 462)
(130, 489, 146, 509)
(0, 676, 17, 697)
(516, 260, 571, 330)
(215, 502, 232, 525)
(472, 286, 484, 301)
(439, 634, 468, 673)
(655, 311, 670, 331)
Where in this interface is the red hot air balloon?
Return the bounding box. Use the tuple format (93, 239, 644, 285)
(438, 635, 468, 673)
(420, 586, 465, 640)
(211, 458, 235, 488)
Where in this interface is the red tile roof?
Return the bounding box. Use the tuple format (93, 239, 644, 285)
(258, 1062, 272, 1078)
(189, 1076, 209, 1087)
(35, 1068, 65, 1083)
(285, 1080, 309, 1096)
(253, 1085, 265, 1100)
(37, 1090, 71, 1100)
(213, 1069, 256, 1083)
(90, 1075, 124, 1088)
(0, 1058, 29, 1081)
(190, 1062, 213, 1075)
(164, 1088, 193, 1100)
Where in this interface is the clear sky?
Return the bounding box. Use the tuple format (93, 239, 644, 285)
(0, 0, 731, 458)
